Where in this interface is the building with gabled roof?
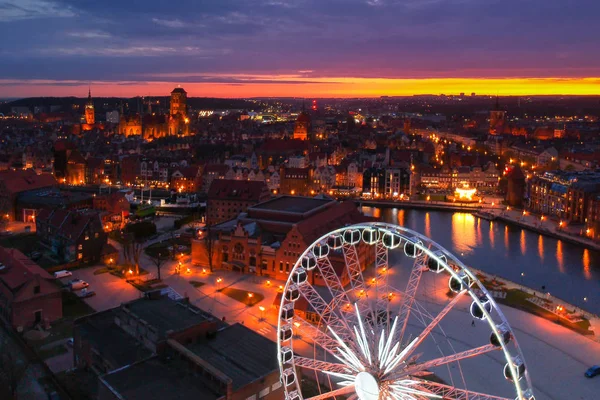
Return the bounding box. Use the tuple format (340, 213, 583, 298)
(0, 246, 62, 329)
(35, 209, 107, 264)
(0, 169, 57, 221)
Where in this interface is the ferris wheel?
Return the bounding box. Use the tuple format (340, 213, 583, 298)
(277, 222, 535, 400)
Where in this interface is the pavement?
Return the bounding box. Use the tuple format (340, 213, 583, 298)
(153, 261, 600, 400)
(57, 214, 600, 399)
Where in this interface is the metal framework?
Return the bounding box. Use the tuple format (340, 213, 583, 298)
(277, 222, 534, 400)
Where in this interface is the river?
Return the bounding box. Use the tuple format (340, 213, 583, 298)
(362, 206, 600, 315)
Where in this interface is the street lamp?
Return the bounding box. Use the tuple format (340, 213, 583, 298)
(266, 280, 271, 287)
(258, 305, 266, 321)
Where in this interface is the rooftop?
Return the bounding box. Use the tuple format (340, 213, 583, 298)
(76, 309, 152, 369)
(101, 356, 219, 400)
(186, 323, 278, 390)
(120, 295, 215, 340)
(17, 187, 92, 207)
(250, 195, 333, 214)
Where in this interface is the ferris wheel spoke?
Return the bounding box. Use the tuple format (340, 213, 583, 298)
(402, 290, 467, 360)
(396, 344, 499, 379)
(294, 320, 344, 358)
(305, 384, 355, 400)
(342, 242, 377, 326)
(412, 379, 512, 400)
(316, 256, 356, 326)
(293, 356, 350, 374)
(298, 282, 353, 339)
(396, 245, 429, 343)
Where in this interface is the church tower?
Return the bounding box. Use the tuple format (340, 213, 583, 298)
(170, 86, 187, 117)
(293, 102, 311, 141)
(489, 96, 506, 135)
(85, 88, 95, 125)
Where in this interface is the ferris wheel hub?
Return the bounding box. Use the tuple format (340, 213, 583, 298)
(355, 371, 379, 400)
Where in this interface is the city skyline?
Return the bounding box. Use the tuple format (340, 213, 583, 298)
(1, 0, 600, 97)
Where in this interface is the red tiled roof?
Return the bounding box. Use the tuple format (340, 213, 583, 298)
(204, 164, 230, 174)
(0, 169, 57, 195)
(296, 201, 372, 244)
(258, 139, 308, 154)
(0, 247, 53, 290)
(208, 179, 269, 202)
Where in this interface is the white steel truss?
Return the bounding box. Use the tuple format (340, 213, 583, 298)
(396, 246, 429, 343)
(298, 282, 353, 340)
(293, 356, 349, 374)
(414, 380, 512, 400)
(305, 385, 355, 400)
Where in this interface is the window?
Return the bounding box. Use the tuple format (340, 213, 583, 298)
(34, 285, 40, 294)
(279, 262, 283, 272)
(286, 262, 290, 273)
(84, 235, 89, 241)
(78, 244, 83, 250)
(78, 253, 83, 260)
(95, 233, 99, 238)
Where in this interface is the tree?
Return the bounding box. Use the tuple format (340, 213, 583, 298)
(0, 339, 28, 400)
(122, 233, 143, 275)
(149, 250, 169, 280)
(204, 223, 215, 272)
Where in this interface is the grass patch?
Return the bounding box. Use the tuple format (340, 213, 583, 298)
(190, 280, 205, 288)
(37, 344, 68, 360)
(220, 287, 264, 307)
(62, 291, 95, 318)
(145, 237, 191, 258)
(497, 289, 592, 335)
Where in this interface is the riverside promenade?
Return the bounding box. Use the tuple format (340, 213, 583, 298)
(476, 206, 600, 252)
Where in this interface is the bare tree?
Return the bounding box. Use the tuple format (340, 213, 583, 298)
(0, 340, 28, 400)
(204, 222, 215, 272)
(149, 250, 169, 280)
(122, 233, 143, 275)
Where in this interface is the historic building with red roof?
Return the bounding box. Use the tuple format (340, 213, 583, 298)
(206, 179, 271, 225)
(0, 247, 62, 329)
(0, 169, 57, 222)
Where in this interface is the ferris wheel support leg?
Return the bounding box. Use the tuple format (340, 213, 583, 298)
(413, 379, 512, 400)
(304, 384, 356, 400)
(396, 249, 429, 343)
(396, 344, 499, 379)
(402, 289, 466, 361)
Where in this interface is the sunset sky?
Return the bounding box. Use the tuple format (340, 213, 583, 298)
(1, 0, 599, 98)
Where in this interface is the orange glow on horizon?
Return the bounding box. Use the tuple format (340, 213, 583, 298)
(3, 76, 600, 97)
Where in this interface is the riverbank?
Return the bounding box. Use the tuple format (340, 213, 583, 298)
(469, 266, 600, 343)
(476, 209, 600, 252)
(356, 199, 482, 212)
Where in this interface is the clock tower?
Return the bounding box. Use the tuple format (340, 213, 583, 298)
(85, 88, 95, 125)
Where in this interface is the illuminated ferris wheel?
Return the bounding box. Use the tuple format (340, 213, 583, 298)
(277, 222, 535, 400)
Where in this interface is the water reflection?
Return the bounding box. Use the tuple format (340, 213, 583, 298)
(583, 249, 591, 280)
(360, 206, 600, 313)
(452, 213, 476, 255)
(556, 240, 564, 273)
(397, 209, 405, 226)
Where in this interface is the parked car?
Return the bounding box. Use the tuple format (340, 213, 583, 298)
(77, 288, 96, 298)
(69, 279, 89, 291)
(54, 270, 73, 279)
(66, 338, 74, 347)
(585, 365, 600, 378)
(30, 251, 42, 261)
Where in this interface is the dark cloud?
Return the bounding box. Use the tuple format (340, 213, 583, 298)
(0, 0, 599, 86)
